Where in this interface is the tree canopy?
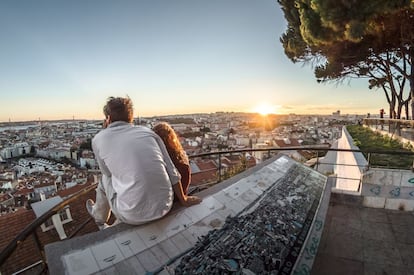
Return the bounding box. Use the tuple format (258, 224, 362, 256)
(279, 0, 414, 119)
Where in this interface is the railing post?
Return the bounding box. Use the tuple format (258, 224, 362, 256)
(218, 152, 222, 183)
(32, 231, 45, 266)
(367, 153, 371, 170)
(267, 150, 270, 159)
(316, 150, 319, 171)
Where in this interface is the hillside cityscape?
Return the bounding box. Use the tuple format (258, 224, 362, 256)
(0, 111, 360, 216)
(2, 109, 414, 275)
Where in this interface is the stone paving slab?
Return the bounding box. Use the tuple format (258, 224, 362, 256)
(312, 253, 364, 275)
(311, 193, 414, 275)
(363, 263, 409, 275)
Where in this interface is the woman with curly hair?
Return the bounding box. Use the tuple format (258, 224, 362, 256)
(153, 122, 201, 206)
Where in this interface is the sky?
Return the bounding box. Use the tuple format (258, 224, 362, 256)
(0, 0, 388, 122)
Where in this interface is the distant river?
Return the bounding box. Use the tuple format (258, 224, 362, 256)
(0, 125, 39, 132)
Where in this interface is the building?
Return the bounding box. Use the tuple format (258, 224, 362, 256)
(0, 142, 32, 159)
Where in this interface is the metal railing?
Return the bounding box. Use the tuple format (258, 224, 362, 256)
(1, 146, 414, 274)
(363, 118, 414, 127)
(0, 183, 98, 274)
(363, 118, 414, 141)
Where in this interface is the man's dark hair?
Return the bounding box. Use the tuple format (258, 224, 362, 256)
(103, 96, 134, 123)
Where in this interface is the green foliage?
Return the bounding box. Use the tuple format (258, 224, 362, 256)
(200, 127, 211, 133)
(347, 125, 414, 169)
(404, 141, 414, 151)
(281, 0, 412, 47)
(79, 138, 92, 150)
(301, 139, 317, 145)
(217, 144, 228, 150)
(353, 138, 361, 147)
(30, 146, 36, 155)
(220, 157, 248, 181)
(278, 0, 414, 119)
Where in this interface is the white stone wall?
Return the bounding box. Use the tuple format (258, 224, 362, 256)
(0, 143, 31, 159)
(235, 136, 250, 146)
(335, 126, 368, 191)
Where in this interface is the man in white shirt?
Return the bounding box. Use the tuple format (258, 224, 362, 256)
(87, 96, 201, 227)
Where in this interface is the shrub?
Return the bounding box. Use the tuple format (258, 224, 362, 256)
(347, 125, 414, 169)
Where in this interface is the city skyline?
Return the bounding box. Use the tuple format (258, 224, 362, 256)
(0, 0, 387, 122)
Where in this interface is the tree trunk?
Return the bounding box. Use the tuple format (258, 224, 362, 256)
(410, 48, 414, 120)
(397, 103, 403, 119)
(410, 87, 414, 119)
(405, 101, 409, 120)
(389, 97, 396, 119)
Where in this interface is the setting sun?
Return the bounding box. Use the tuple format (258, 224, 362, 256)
(253, 103, 278, 116)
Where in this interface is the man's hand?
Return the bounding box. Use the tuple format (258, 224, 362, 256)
(102, 119, 109, 129)
(182, 195, 202, 207)
(102, 116, 111, 128)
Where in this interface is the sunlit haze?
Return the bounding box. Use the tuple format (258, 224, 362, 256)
(0, 0, 387, 122)
(252, 102, 280, 116)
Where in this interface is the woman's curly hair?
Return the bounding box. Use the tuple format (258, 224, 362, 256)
(153, 122, 189, 165)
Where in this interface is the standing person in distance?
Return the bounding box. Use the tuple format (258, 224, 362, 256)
(380, 108, 385, 119)
(153, 122, 201, 206)
(87, 96, 201, 229)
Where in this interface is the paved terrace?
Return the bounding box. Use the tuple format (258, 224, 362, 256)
(311, 124, 414, 274)
(312, 193, 414, 275)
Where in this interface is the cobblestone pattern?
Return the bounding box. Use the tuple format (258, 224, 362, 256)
(173, 163, 326, 274)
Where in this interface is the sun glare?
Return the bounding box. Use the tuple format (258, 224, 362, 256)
(253, 103, 277, 116)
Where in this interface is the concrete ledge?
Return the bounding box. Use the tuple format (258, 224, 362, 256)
(330, 192, 364, 207)
(384, 198, 414, 211)
(363, 196, 386, 208)
(331, 188, 361, 196)
(335, 126, 367, 191)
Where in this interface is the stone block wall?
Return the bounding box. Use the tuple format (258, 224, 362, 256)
(361, 168, 414, 211)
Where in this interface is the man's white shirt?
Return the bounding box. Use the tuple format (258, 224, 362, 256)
(92, 121, 180, 224)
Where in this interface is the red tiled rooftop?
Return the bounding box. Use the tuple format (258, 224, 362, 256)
(274, 138, 301, 147)
(57, 182, 94, 198)
(14, 187, 34, 196)
(0, 193, 12, 203)
(0, 189, 98, 274)
(191, 170, 217, 186)
(194, 160, 217, 171)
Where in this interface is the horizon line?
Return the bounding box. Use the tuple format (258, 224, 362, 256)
(0, 112, 371, 124)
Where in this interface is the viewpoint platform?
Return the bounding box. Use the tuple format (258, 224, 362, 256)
(45, 155, 330, 274)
